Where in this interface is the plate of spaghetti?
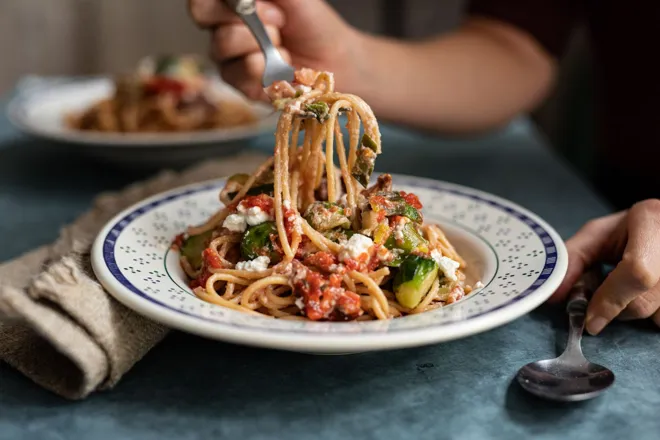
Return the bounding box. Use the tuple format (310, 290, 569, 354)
(7, 55, 279, 165)
(92, 69, 567, 353)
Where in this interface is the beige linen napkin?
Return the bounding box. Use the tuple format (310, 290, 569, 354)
(0, 153, 267, 400)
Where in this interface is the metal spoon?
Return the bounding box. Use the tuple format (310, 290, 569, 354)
(225, 0, 295, 87)
(516, 271, 615, 402)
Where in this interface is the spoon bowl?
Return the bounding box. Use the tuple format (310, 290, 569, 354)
(517, 358, 615, 402)
(516, 271, 615, 401)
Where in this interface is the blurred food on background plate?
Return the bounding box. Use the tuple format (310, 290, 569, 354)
(65, 54, 256, 133)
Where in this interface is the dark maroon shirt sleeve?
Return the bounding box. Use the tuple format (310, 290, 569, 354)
(467, 0, 581, 58)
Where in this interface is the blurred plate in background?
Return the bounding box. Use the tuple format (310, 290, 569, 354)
(6, 77, 277, 167)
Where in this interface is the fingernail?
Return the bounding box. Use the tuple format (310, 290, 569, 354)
(586, 316, 608, 335)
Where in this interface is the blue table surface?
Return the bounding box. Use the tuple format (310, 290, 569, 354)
(1, 93, 659, 440)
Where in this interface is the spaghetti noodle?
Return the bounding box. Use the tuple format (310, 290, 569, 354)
(175, 68, 476, 321)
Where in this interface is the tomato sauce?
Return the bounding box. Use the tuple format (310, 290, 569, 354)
(239, 194, 274, 215)
(172, 233, 185, 250)
(295, 270, 328, 321)
(304, 252, 338, 273)
(293, 265, 363, 321)
(370, 195, 390, 212)
(143, 77, 186, 96)
(190, 248, 224, 289)
(388, 215, 406, 227)
(191, 269, 211, 289)
(283, 207, 297, 237)
(203, 248, 224, 269)
(333, 290, 362, 321)
(399, 191, 423, 209)
(343, 258, 361, 272)
(368, 246, 383, 271)
(294, 68, 318, 86)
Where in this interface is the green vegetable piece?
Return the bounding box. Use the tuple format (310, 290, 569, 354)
(227, 173, 249, 185)
(304, 202, 351, 231)
(386, 249, 405, 268)
(351, 134, 379, 188)
(400, 203, 422, 223)
(224, 173, 275, 201)
(361, 133, 378, 152)
(240, 222, 280, 261)
(393, 255, 438, 308)
(154, 55, 178, 75)
(305, 102, 330, 122)
(384, 221, 429, 255)
(180, 230, 213, 270)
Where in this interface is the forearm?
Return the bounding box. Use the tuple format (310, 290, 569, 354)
(347, 18, 556, 134)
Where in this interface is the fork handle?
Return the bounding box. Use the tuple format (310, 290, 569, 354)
(225, 0, 256, 15)
(224, 0, 276, 57)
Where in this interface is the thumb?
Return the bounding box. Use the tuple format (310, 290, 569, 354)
(549, 212, 625, 303)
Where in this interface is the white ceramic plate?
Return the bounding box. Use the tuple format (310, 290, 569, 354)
(6, 77, 278, 166)
(91, 174, 567, 353)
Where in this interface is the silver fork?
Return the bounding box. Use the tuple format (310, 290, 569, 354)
(224, 0, 295, 87)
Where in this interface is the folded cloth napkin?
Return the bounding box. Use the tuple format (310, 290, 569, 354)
(0, 153, 268, 400)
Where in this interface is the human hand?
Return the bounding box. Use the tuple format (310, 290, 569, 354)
(187, 0, 363, 100)
(550, 200, 660, 335)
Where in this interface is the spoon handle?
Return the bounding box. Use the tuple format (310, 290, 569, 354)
(564, 270, 600, 356)
(567, 270, 601, 314)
